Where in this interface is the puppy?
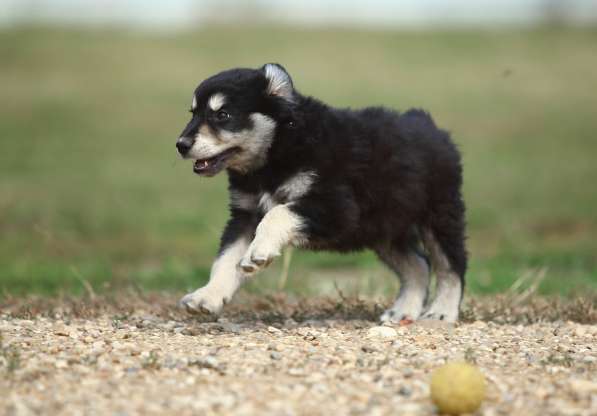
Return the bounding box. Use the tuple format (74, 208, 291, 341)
(176, 64, 467, 322)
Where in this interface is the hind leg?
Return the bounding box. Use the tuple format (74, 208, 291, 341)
(421, 227, 466, 322)
(377, 246, 430, 322)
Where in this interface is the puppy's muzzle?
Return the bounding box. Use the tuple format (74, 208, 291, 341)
(176, 136, 194, 156)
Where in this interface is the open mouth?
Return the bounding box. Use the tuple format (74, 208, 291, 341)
(193, 147, 240, 176)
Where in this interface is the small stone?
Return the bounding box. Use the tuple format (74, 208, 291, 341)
(569, 379, 597, 394)
(267, 326, 281, 334)
(574, 326, 587, 337)
(361, 345, 378, 353)
(112, 341, 124, 350)
(181, 327, 201, 336)
(126, 367, 139, 374)
(303, 332, 317, 341)
(91, 341, 104, 350)
(398, 386, 412, 397)
(267, 344, 283, 352)
(270, 352, 282, 360)
(190, 356, 219, 370)
(402, 368, 414, 378)
(397, 403, 424, 415)
(283, 318, 298, 328)
(220, 322, 242, 334)
(54, 326, 70, 337)
(367, 326, 398, 339)
(163, 356, 178, 369)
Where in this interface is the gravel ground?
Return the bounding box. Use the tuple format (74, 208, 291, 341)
(1, 294, 596, 415)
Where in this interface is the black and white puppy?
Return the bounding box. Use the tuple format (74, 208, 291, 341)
(176, 64, 467, 322)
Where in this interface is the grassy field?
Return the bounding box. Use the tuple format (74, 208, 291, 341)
(0, 26, 596, 297)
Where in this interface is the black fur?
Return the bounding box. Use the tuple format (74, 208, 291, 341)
(178, 64, 467, 298)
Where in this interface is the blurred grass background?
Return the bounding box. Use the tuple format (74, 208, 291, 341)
(0, 26, 596, 298)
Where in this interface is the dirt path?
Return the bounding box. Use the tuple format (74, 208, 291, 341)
(1, 294, 595, 415)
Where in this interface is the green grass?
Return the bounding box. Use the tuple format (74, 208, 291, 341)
(0, 26, 596, 297)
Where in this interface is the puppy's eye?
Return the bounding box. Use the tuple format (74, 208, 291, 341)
(215, 110, 230, 121)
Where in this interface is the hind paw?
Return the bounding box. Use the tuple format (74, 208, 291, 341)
(379, 306, 422, 323)
(420, 306, 458, 323)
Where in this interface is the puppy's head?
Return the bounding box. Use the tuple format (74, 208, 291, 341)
(176, 63, 295, 176)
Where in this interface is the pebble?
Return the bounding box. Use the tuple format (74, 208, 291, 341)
(191, 356, 219, 370)
(569, 379, 597, 394)
(53, 326, 70, 337)
(574, 326, 588, 337)
(288, 368, 305, 376)
(267, 326, 281, 334)
(220, 322, 242, 334)
(367, 326, 398, 339)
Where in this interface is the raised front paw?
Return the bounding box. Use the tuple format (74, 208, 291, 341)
(179, 287, 226, 315)
(238, 238, 279, 276)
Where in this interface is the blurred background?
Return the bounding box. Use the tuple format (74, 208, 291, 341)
(1, 0, 596, 298)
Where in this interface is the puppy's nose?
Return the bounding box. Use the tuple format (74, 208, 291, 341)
(176, 137, 194, 155)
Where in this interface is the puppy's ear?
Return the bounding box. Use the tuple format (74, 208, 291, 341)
(262, 63, 294, 101)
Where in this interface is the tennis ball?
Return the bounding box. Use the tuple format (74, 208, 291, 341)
(430, 362, 486, 415)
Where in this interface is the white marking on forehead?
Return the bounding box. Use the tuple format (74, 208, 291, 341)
(276, 171, 317, 201)
(191, 95, 197, 110)
(208, 93, 226, 111)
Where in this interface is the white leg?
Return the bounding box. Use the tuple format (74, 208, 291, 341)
(239, 204, 304, 276)
(378, 251, 430, 322)
(179, 238, 249, 315)
(421, 231, 463, 322)
(421, 271, 462, 322)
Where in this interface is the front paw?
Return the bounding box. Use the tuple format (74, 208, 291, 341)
(179, 287, 226, 315)
(238, 239, 279, 276)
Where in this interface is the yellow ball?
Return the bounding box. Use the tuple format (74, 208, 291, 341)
(430, 362, 486, 415)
